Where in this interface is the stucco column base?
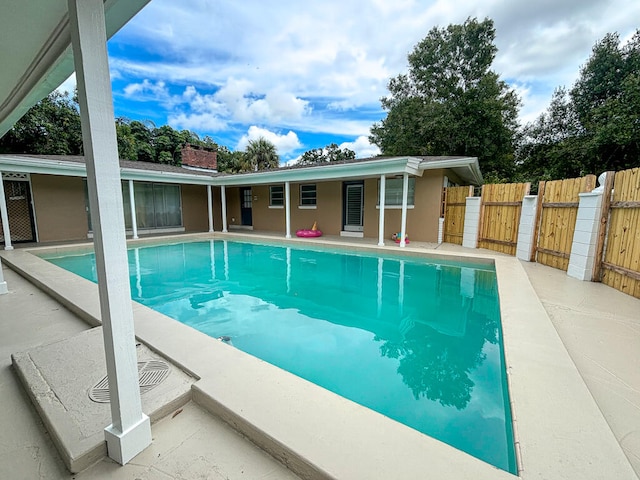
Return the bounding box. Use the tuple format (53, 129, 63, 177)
(105, 414, 151, 465)
(0, 280, 7, 295)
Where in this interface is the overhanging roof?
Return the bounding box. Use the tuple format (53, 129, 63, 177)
(0, 0, 151, 138)
(0, 154, 483, 186)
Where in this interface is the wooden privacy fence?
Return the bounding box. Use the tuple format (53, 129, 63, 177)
(477, 183, 530, 255)
(443, 186, 473, 245)
(533, 175, 596, 271)
(598, 167, 640, 298)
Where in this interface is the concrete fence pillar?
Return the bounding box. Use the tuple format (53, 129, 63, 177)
(462, 197, 481, 249)
(567, 191, 603, 281)
(437, 217, 444, 244)
(516, 195, 539, 261)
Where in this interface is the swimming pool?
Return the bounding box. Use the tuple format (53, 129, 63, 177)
(43, 239, 516, 473)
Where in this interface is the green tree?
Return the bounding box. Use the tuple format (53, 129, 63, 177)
(571, 31, 640, 173)
(244, 137, 280, 171)
(518, 30, 640, 182)
(299, 142, 356, 165)
(217, 145, 251, 173)
(370, 17, 520, 181)
(0, 91, 83, 155)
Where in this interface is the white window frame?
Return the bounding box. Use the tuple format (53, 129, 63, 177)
(269, 185, 284, 207)
(377, 177, 416, 207)
(299, 183, 317, 209)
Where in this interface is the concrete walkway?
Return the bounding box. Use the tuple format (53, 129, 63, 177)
(1, 239, 639, 479)
(521, 261, 640, 476)
(0, 264, 300, 480)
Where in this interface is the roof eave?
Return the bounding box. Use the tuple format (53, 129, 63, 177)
(419, 157, 484, 185)
(0, 0, 152, 138)
(0, 155, 216, 185)
(212, 157, 422, 186)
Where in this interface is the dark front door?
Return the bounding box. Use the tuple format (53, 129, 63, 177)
(1, 178, 36, 244)
(240, 187, 253, 226)
(342, 181, 364, 232)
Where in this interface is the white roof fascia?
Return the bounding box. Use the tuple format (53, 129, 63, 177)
(0, 156, 215, 185)
(211, 157, 422, 187)
(120, 168, 213, 185)
(0, 155, 86, 177)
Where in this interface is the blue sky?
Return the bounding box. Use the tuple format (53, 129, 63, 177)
(59, 0, 640, 165)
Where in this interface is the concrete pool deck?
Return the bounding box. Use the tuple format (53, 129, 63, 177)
(0, 232, 639, 479)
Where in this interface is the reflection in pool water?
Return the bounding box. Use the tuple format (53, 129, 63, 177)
(44, 239, 516, 473)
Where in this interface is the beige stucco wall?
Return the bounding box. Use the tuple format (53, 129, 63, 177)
(181, 184, 208, 232)
(229, 173, 444, 242)
(363, 170, 445, 243)
(31, 174, 88, 242)
(225, 186, 242, 227)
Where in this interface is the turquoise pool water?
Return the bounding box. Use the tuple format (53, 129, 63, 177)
(43, 240, 516, 473)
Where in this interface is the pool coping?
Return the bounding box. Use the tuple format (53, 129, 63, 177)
(1, 232, 636, 479)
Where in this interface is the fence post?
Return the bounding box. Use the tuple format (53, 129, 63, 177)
(462, 196, 481, 249)
(566, 174, 612, 281)
(591, 171, 615, 281)
(530, 182, 545, 262)
(516, 195, 539, 262)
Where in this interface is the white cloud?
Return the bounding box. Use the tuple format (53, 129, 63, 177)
(236, 126, 302, 156)
(109, 0, 640, 147)
(339, 136, 381, 159)
(123, 79, 171, 100)
(168, 112, 228, 132)
(55, 74, 76, 96)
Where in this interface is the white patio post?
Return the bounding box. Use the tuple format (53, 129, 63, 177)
(399, 173, 409, 248)
(0, 174, 14, 250)
(0, 259, 7, 295)
(68, 0, 151, 466)
(128, 180, 138, 239)
(285, 181, 291, 238)
(378, 175, 386, 246)
(207, 185, 214, 233)
(221, 186, 228, 233)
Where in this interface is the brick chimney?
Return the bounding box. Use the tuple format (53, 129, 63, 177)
(181, 143, 218, 172)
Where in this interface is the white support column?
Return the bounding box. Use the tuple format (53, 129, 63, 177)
(462, 197, 481, 249)
(68, 0, 151, 466)
(399, 173, 409, 247)
(221, 186, 228, 233)
(0, 175, 14, 250)
(207, 185, 214, 233)
(567, 191, 604, 281)
(0, 258, 7, 295)
(285, 181, 292, 239)
(516, 195, 539, 261)
(128, 180, 138, 240)
(378, 175, 386, 246)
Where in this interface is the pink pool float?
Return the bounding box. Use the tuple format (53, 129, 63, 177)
(296, 222, 323, 238)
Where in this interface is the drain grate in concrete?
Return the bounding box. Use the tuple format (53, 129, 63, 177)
(89, 360, 170, 403)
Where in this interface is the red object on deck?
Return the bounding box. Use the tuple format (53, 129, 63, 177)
(296, 229, 323, 238)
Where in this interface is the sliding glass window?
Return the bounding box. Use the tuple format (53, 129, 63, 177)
(121, 181, 182, 229)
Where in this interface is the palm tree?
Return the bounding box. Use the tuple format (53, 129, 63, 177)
(244, 137, 280, 171)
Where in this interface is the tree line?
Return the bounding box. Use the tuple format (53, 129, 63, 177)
(1, 17, 638, 183)
(371, 17, 640, 184)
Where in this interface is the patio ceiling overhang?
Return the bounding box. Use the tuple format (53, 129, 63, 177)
(420, 157, 483, 185)
(0, 0, 151, 138)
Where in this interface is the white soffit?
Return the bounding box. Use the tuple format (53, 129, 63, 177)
(0, 0, 152, 138)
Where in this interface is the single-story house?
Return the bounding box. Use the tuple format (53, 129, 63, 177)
(0, 146, 482, 247)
